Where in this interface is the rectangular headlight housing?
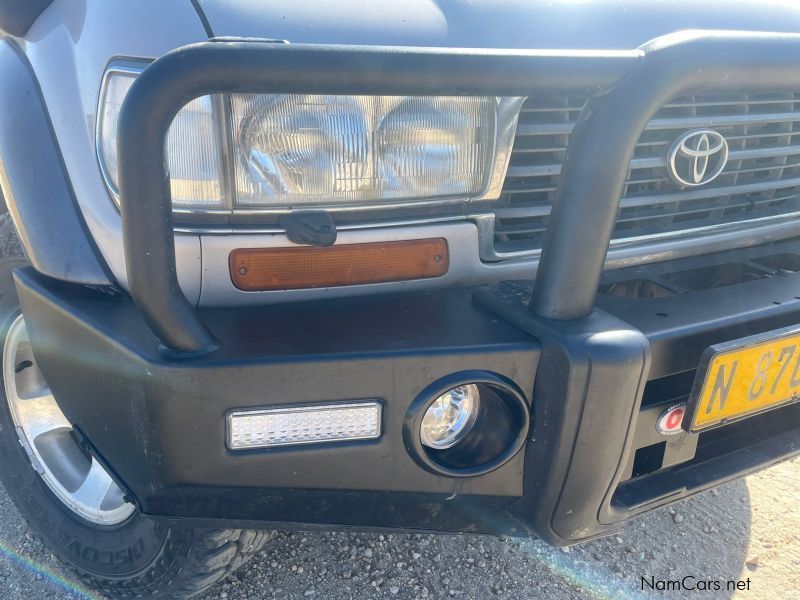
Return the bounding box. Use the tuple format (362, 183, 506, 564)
(230, 94, 493, 207)
(97, 62, 521, 213)
(227, 401, 382, 450)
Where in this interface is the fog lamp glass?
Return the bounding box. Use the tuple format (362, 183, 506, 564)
(227, 402, 382, 450)
(420, 384, 480, 449)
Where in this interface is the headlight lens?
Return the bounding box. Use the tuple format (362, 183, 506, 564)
(97, 69, 135, 196)
(231, 94, 493, 206)
(97, 68, 225, 208)
(97, 63, 515, 213)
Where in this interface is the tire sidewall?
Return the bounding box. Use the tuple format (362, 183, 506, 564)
(0, 243, 174, 579)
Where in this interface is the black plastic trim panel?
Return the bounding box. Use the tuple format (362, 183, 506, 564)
(0, 40, 111, 286)
(0, 0, 52, 37)
(597, 239, 800, 378)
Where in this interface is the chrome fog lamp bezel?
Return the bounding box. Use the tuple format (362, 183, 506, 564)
(95, 59, 524, 216)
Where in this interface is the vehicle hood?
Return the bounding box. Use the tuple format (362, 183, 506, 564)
(194, 0, 800, 49)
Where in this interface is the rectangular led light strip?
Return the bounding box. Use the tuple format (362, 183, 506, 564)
(227, 401, 382, 450)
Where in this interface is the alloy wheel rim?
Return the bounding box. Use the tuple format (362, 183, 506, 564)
(2, 315, 134, 526)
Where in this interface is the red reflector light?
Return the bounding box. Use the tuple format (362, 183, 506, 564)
(230, 238, 449, 291)
(656, 403, 687, 435)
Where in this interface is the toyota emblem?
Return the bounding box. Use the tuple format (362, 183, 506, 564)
(667, 129, 729, 187)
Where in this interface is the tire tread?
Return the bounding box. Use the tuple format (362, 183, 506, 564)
(75, 528, 274, 599)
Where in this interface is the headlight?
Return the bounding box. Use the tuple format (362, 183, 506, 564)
(97, 64, 226, 209)
(97, 62, 520, 213)
(231, 94, 492, 206)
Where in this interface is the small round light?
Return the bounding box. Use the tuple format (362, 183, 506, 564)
(419, 384, 480, 449)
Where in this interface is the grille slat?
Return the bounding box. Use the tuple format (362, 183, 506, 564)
(662, 98, 798, 109)
(496, 92, 800, 251)
(646, 112, 800, 130)
(494, 205, 551, 219)
(621, 177, 800, 209)
(615, 192, 800, 226)
(508, 146, 800, 180)
(515, 122, 575, 136)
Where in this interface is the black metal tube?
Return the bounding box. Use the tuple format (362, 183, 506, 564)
(531, 31, 800, 320)
(118, 33, 800, 350)
(116, 41, 636, 355)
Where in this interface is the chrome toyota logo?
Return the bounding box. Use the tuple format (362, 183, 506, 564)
(667, 129, 729, 187)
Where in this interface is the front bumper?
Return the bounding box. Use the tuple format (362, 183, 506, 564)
(14, 32, 800, 544)
(15, 240, 800, 544)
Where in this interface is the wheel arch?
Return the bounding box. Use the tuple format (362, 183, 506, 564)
(0, 39, 112, 287)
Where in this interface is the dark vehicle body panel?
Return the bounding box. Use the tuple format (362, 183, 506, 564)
(196, 0, 800, 50)
(0, 40, 111, 286)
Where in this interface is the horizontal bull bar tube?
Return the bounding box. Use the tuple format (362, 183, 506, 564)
(116, 41, 638, 355)
(531, 30, 800, 320)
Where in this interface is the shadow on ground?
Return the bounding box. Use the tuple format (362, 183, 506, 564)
(193, 477, 755, 600)
(0, 467, 778, 599)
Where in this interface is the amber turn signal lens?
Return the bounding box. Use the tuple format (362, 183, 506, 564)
(230, 239, 449, 291)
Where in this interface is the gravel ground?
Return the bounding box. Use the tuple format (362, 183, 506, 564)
(0, 457, 797, 600)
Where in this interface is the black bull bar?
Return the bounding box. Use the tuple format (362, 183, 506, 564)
(11, 31, 800, 544)
(115, 30, 800, 354)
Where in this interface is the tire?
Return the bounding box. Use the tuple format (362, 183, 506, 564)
(0, 213, 274, 598)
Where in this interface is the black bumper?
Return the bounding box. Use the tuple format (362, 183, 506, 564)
(15, 244, 800, 544)
(14, 32, 800, 544)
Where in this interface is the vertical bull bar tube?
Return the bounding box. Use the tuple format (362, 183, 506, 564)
(531, 30, 800, 320)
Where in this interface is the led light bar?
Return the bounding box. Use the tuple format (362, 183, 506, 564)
(227, 401, 382, 450)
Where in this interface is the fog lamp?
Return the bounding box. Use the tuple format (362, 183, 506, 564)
(419, 384, 480, 449)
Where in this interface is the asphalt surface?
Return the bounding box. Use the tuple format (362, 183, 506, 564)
(0, 457, 797, 600)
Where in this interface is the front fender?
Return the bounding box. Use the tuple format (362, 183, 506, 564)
(0, 40, 110, 285)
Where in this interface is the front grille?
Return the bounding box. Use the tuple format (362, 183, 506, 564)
(494, 92, 800, 252)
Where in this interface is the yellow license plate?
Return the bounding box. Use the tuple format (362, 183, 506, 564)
(686, 326, 800, 432)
